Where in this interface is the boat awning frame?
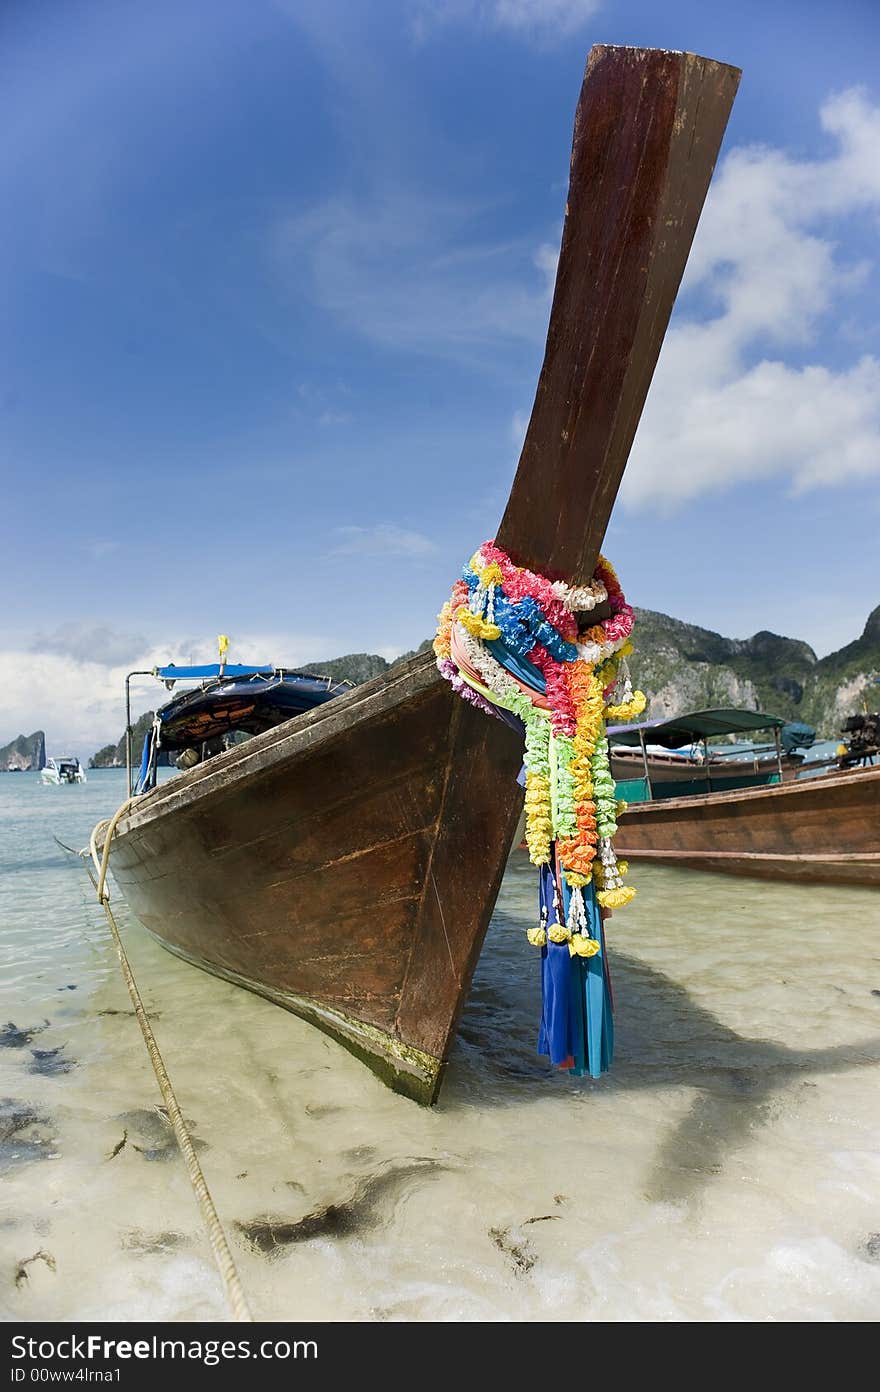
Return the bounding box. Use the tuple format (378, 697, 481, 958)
(153, 663, 274, 681)
(606, 707, 787, 749)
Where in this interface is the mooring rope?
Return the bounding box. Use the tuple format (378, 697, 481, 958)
(81, 805, 254, 1323)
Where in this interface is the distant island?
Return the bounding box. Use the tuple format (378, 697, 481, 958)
(0, 730, 46, 771)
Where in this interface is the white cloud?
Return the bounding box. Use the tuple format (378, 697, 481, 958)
(511, 409, 529, 446)
(31, 624, 147, 667)
(533, 240, 559, 293)
(622, 88, 880, 506)
(272, 193, 555, 359)
(0, 630, 343, 759)
(628, 355, 880, 504)
(295, 380, 352, 427)
(330, 524, 438, 557)
(374, 644, 410, 663)
(413, 0, 602, 41)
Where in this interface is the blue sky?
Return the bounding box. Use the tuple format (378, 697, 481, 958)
(1, 0, 879, 752)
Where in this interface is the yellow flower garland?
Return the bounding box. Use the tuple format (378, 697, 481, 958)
(524, 770, 552, 866)
(604, 690, 647, 722)
(457, 608, 502, 642)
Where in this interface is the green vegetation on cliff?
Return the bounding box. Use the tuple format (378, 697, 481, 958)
(272, 617, 880, 737)
(90, 712, 158, 768)
(293, 642, 433, 687)
(801, 604, 880, 733)
(293, 653, 392, 685)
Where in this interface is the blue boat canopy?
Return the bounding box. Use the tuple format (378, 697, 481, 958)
(154, 663, 274, 680)
(133, 667, 353, 793)
(606, 706, 789, 749)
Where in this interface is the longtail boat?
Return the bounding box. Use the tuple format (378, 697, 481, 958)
(613, 707, 880, 886)
(98, 46, 740, 1102)
(608, 708, 818, 789)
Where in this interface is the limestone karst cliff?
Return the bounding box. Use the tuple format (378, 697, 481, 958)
(292, 613, 879, 737)
(626, 605, 880, 735)
(0, 731, 46, 771)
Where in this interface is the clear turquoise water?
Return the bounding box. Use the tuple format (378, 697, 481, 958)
(2, 768, 879, 1322)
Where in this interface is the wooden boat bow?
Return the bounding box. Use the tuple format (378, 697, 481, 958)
(101, 47, 741, 1102)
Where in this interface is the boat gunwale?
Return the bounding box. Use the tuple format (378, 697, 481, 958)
(112, 650, 445, 837)
(614, 847, 880, 865)
(619, 763, 880, 817)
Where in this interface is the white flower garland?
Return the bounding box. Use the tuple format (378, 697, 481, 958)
(575, 630, 632, 665)
(454, 621, 524, 703)
(550, 577, 609, 612)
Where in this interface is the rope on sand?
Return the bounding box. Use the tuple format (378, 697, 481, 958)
(78, 804, 254, 1322)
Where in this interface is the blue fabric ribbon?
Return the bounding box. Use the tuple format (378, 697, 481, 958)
(536, 853, 614, 1078)
(485, 637, 547, 693)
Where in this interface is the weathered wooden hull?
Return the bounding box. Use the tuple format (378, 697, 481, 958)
(104, 654, 524, 1103)
(100, 45, 741, 1102)
(615, 767, 880, 886)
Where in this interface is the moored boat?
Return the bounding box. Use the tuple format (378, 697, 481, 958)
(613, 706, 880, 886)
(41, 757, 87, 786)
(128, 665, 353, 790)
(608, 708, 817, 790)
(96, 46, 741, 1102)
(615, 767, 880, 887)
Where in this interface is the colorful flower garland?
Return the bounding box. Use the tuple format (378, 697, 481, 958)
(434, 541, 647, 951)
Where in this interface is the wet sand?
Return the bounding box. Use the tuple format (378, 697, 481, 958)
(2, 770, 879, 1321)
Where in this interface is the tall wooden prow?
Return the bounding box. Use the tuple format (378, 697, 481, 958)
(498, 46, 740, 584)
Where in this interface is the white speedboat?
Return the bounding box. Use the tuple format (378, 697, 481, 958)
(41, 757, 87, 786)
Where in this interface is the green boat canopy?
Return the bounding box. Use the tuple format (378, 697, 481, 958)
(606, 707, 787, 749)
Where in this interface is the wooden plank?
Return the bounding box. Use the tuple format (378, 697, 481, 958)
(617, 848, 880, 865)
(394, 700, 526, 1060)
(616, 849, 880, 888)
(616, 766, 880, 886)
(497, 46, 740, 583)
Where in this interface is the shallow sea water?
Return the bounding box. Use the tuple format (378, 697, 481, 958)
(1, 768, 879, 1323)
